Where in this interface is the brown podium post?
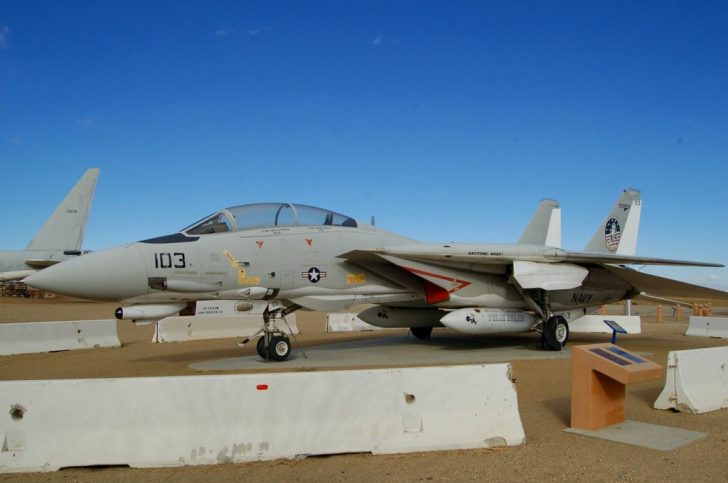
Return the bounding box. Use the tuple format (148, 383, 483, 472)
(571, 343, 663, 430)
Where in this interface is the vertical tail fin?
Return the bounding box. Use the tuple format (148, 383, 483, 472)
(518, 199, 561, 247)
(26, 168, 100, 251)
(585, 188, 641, 255)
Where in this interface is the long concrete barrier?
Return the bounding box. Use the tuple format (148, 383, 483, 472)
(569, 315, 641, 334)
(0, 320, 120, 356)
(0, 364, 525, 473)
(154, 314, 298, 343)
(326, 312, 383, 332)
(654, 346, 728, 413)
(686, 316, 728, 338)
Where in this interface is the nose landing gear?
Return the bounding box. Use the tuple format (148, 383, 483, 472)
(240, 301, 301, 361)
(255, 333, 292, 361)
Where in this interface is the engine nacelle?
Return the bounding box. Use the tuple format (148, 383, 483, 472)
(114, 303, 188, 321)
(440, 308, 536, 334)
(358, 306, 445, 328)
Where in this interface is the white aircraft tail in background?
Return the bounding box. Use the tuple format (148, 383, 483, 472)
(26, 168, 99, 252)
(0, 168, 100, 282)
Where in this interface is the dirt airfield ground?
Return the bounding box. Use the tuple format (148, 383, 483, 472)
(1, 297, 728, 482)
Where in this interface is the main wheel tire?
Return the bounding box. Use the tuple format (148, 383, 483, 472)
(410, 327, 433, 340)
(267, 335, 291, 361)
(543, 316, 569, 351)
(256, 337, 267, 359)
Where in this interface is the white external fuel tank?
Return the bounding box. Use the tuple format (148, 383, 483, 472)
(358, 306, 445, 328)
(440, 308, 536, 334)
(115, 303, 188, 321)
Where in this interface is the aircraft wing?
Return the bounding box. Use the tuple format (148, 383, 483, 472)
(340, 246, 723, 268)
(339, 245, 726, 303)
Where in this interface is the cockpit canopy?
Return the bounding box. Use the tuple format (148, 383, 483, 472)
(183, 203, 358, 235)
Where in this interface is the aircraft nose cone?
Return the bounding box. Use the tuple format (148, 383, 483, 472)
(25, 244, 148, 301)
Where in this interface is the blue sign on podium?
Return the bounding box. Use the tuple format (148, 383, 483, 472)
(603, 319, 627, 344)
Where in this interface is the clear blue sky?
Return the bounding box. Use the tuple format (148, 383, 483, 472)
(1, 1, 726, 289)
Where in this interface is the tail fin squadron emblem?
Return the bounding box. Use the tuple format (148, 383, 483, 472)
(604, 218, 621, 252)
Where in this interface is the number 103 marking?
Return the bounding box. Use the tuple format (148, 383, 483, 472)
(154, 252, 186, 269)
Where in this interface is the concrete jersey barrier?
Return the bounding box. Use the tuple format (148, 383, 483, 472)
(0, 364, 525, 473)
(568, 315, 641, 334)
(654, 346, 728, 413)
(153, 314, 298, 342)
(686, 317, 728, 338)
(326, 312, 384, 332)
(0, 320, 120, 356)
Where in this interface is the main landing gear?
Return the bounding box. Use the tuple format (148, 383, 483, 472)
(540, 315, 569, 351)
(517, 288, 569, 351)
(239, 301, 301, 362)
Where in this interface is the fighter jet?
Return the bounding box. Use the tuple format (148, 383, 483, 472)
(25, 189, 727, 361)
(0, 168, 99, 282)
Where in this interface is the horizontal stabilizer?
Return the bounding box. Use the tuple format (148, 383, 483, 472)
(605, 265, 728, 302)
(0, 270, 37, 282)
(634, 292, 700, 307)
(555, 251, 723, 268)
(24, 259, 63, 268)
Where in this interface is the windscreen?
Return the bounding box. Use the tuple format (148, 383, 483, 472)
(183, 211, 234, 235)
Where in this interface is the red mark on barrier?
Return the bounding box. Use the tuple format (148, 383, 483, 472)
(256, 384, 268, 391)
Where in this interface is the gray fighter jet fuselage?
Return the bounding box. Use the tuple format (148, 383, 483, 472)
(26, 194, 727, 359)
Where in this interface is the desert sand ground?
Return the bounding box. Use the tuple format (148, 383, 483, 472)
(1, 297, 728, 482)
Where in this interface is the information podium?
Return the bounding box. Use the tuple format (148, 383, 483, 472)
(571, 343, 662, 430)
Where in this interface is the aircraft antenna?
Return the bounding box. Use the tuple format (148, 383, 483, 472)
(370, 215, 376, 226)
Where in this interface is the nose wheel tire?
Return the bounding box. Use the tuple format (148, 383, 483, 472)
(543, 315, 569, 351)
(268, 335, 291, 361)
(410, 326, 433, 340)
(256, 335, 292, 361)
